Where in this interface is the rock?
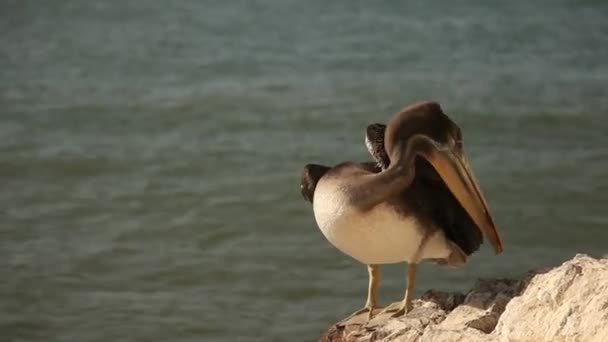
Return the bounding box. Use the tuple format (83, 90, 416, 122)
(494, 254, 608, 342)
(319, 254, 608, 342)
(436, 278, 520, 334)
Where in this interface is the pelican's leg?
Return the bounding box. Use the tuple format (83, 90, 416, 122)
(377, 263, 418, 317)
(337, 264, 381, 324)
(379, 231, 431, 317)
(363, 264, 381, 320)
(393, 263, 417, 317)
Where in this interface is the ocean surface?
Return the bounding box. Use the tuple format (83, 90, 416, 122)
(2, 1, 608, 341)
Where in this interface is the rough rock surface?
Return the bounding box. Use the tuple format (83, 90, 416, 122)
(320, 254, 608, 342)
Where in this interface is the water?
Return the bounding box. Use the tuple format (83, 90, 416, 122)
(1, 1, 608, 341)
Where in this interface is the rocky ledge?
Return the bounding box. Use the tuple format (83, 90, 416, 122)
(320, 254, 608, 342)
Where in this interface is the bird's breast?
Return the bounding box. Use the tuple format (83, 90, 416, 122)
(312, 184, 450, 264)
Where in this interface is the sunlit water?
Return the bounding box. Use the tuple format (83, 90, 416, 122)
(1, 1, 608, 341)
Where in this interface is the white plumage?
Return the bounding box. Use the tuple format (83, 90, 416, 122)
(313, 178, 451, 265)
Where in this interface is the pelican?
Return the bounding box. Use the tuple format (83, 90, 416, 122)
(300, 101, 503, 321)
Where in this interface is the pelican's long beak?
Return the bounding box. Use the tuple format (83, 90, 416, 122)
(425, 144, 503, 254)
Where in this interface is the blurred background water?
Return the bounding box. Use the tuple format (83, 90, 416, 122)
(1, 1, 608, 341)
